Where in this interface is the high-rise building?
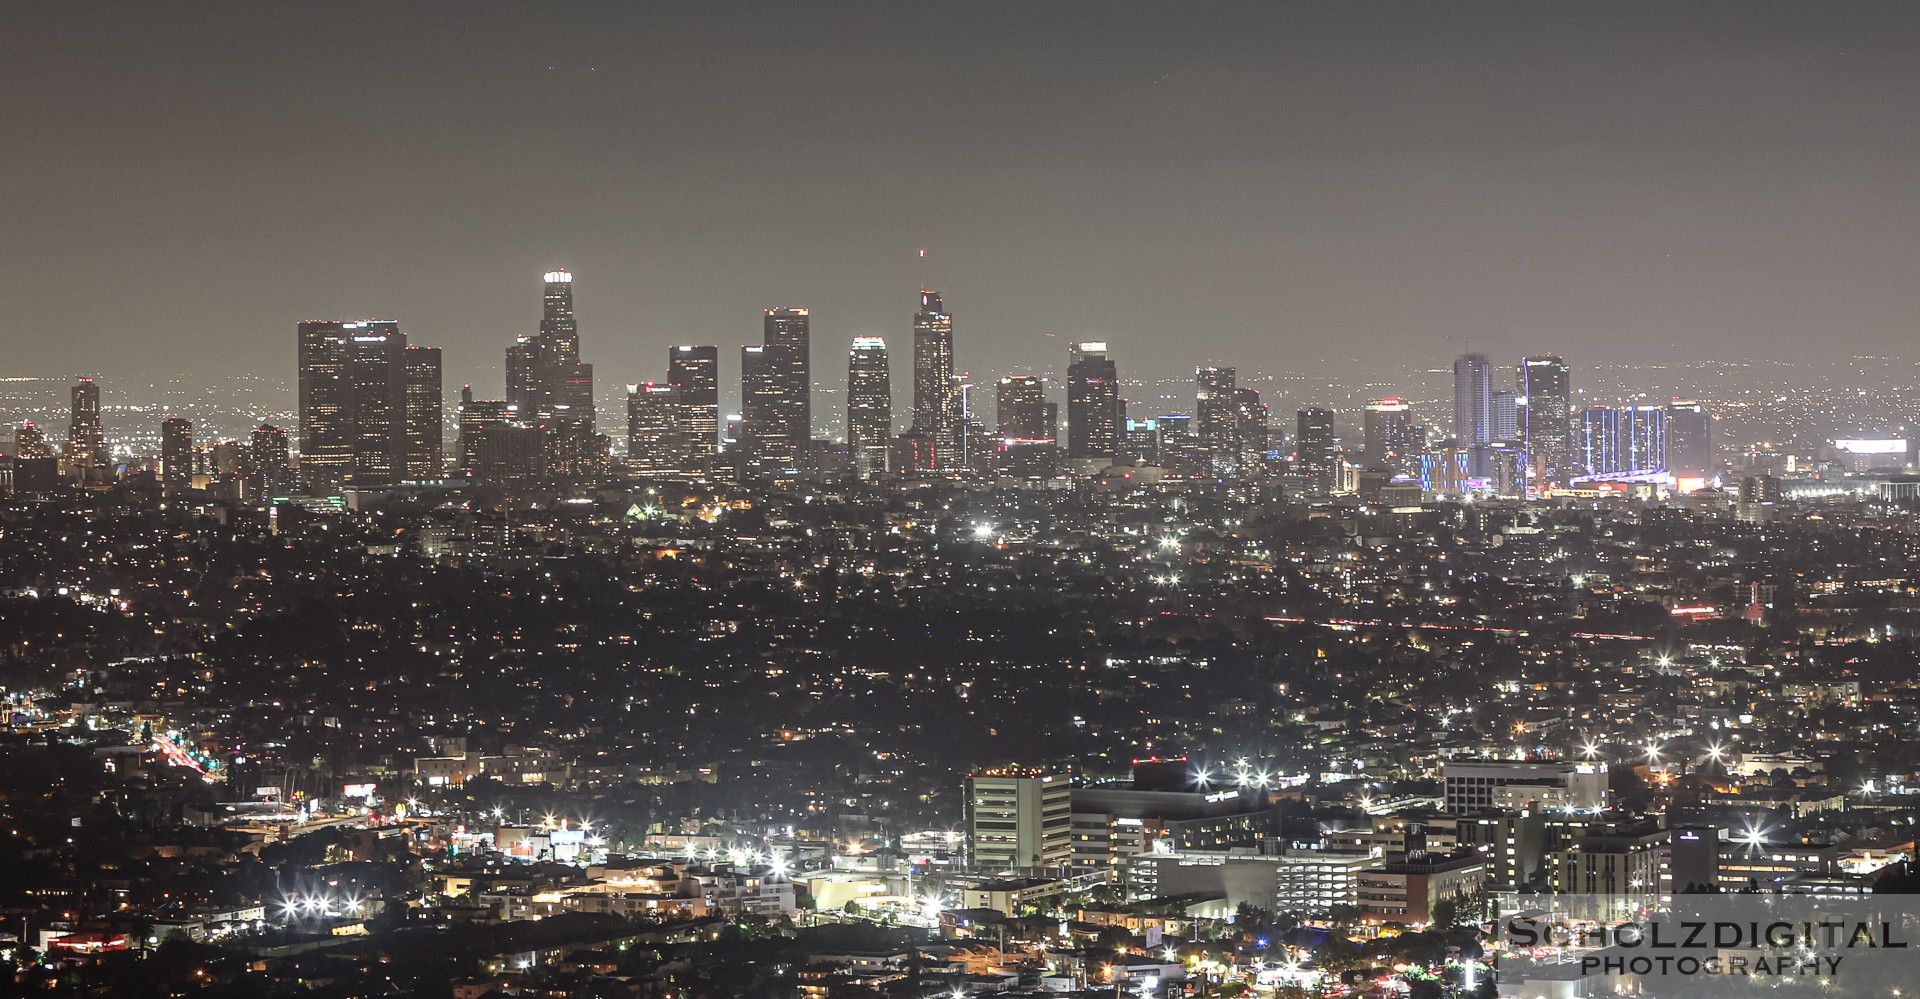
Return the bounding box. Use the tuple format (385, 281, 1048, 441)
(762, 308, 812, 465)
(403, 345, 443, 480)
(1453, 352, 1496, 445)
(739, 344, 791, 476)
(1492, 390, 1518, 440)
(1363, 398, 1417, 472)
(995, 375, 1054, 441)
(995, 374, 1057, 477)
(1066, 342, 1120, 463)
(504, 270, 600, 479)
(846, 337, 891, 478)
(626, 382, 682, 477)
(1234, 387, 1269, 479)
(911, 290, 957, 468)
(297, 320, 413, 490)
(668, 345, 720, 475)
(1580, 405, 1667, 477)
(1195, 366, 1238, 477)
(245, 424, 291, 498)
(161, 418, 193, 495)
(65, 377, 106, 480)
(1519, 356, 1572, 482)
(1296, 406, 1337, 486)
(1665, 400, 1713, 479)
(966, 768, 1072, 870)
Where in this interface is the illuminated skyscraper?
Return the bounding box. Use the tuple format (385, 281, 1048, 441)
(403, 345, 443, 480)
(996, 375, 1054, 441)
(1453, 352, 1495, 445)
(739, 344, 792, 476)
(847, 336, 892, 478)
(1519, 355, 1572, 482)
(911, 290, 957, 467)
(1296, 406, 1337, 488)
(626, 382, 683, 476)
(1363, 398, 1417, 472)
(668, 345, 720, 474)
(298, 320, 413, 489)
(161, 417, 193, 494)
(505, 270, 600, 478)
(245, 424, 291, 498)
(1195, 366, 1237, 477)
(1066, 342, 1120, 463)
(1235, 387, 1269, 478)
(762, 308, 812, 464)
(65, 377, 106, 480)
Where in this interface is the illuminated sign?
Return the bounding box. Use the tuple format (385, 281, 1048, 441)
(1832, 439, 1907, 454)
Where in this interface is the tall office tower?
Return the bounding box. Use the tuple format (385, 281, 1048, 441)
(1195, 366, 1238, 476)
(910, 290, 957, 467)
(1581, 405, 1667, 476)
(245, 424, 291, 498)
(297, 320, 417, 490)
(1296, 406, 1337, 486)
(994, 374, 1057, 477)
(846, 337, 892, 478)
(1123, 417, 1162, 467)
(965, 768, 1072, 870)
(739, 344, 791, 475)
(65, 377, 106, 479)
(160, 418, 193, 495)
(995, 375, 1053, 441)
(1234, 387, 1269, 478)
(762, 308, 812, 463)
(1154, 412, 1203, 476)
(625, 382, 683, 476)
(1519, 355, 1572, 481)
(1363, 398, 1417, 471)
(1066, 341, 1120, 463)
(504, 270, 598, 477)
(1453, 352, 1496, 445)
(1665, 400, 1713, 479)
(455, 387, 540, 483)
(402, 345, 443, 480)
(1491, 390, 1519, 440)
(667, 345, 720, 474)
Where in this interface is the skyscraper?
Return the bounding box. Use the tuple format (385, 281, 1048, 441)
(1363, 398, 1417, 472)
(65, 377, 105, 480)
(762, 308, 812, 465)
(1664, 401, 1713, 479)
(505, 270, 600, 479)
(403, 345, 443, 480)
(161, 417, 193, 495)
(1235, 387, 1269, 478)
(1453, 352, 1495, 446)
(846, 337, 891, 478)
(245, 424, 291, 498)
(626, 382, 682, 477)
(739, 344, 791, 476)
(911, 290, 957, 468)
(1519, 355, 1572, 483)
(298, 320, 413, 490)
(1195, 366, 1238, 477)
(668, 345, 720, 475)
(995, 375, 1054, 441)
(1296, 406, 1337, 488)
(1066, 342, 1120, 464)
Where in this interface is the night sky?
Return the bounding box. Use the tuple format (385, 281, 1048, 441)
(7, 2, 1920, 400)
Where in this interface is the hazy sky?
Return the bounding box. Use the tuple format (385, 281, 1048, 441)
(7, 2, 1920, 404)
